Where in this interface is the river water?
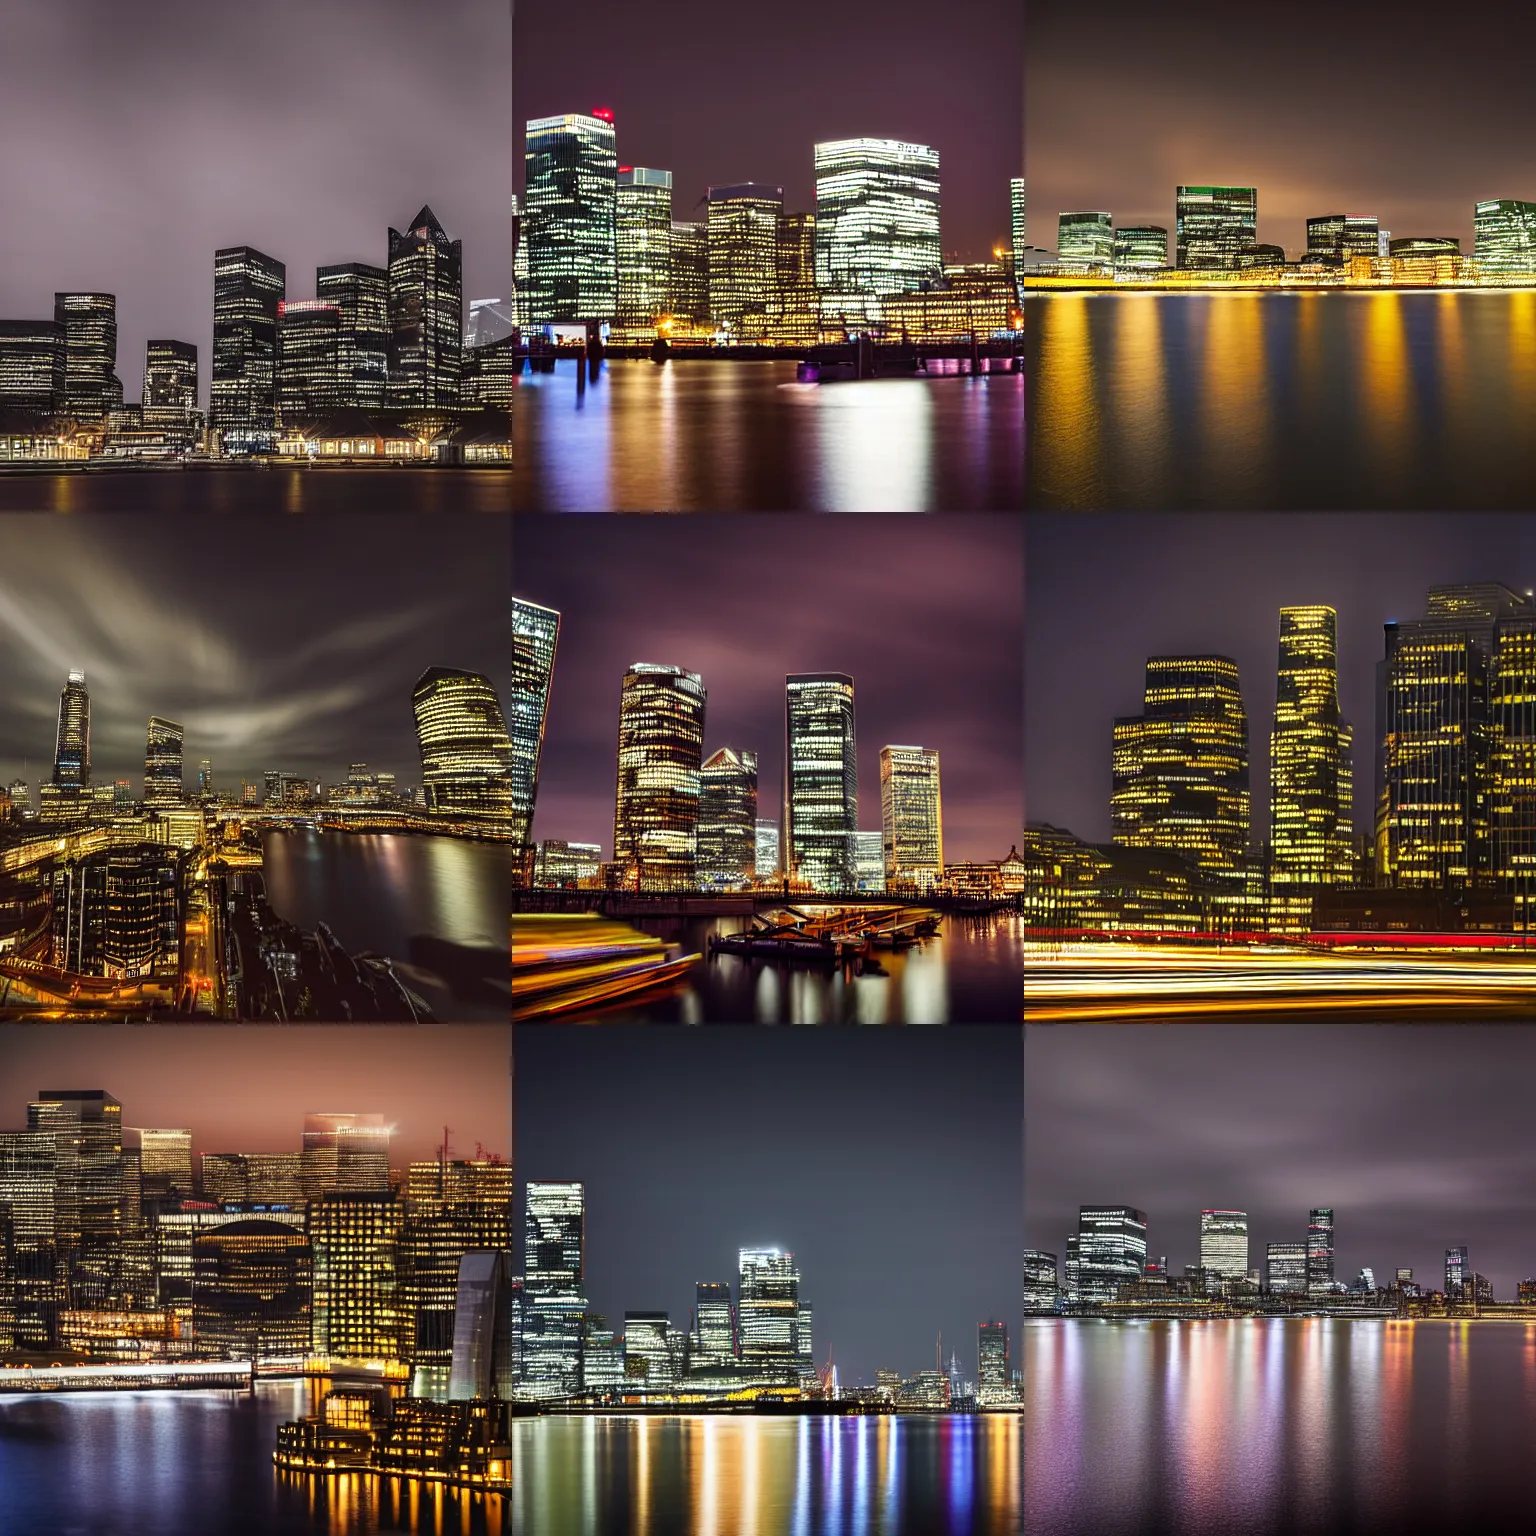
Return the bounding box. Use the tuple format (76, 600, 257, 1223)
(1028, 290, 1536, 509)
(511, 359, 1025, 512)
(0, 1391, 1018, 1536)
(531, 912, 1024, 1025)
(1025, 1316, 1536, 1533)
(261, 829, 509, 1023)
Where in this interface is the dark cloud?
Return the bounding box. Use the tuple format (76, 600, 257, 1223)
(516, 1025, 1023, 1385)
(514, 0, 1021, 264)
(517, 514, 1023, 861)
(0, 512, 508, 792)
(1026, 1023, 1536, 1298)
(1028, 0, 1536, 253)
(0, 1025, 512, 1165)
(0, 0, 511, 407)
(1024, 513, 1536, 844)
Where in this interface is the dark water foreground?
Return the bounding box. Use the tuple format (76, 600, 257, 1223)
(1026, 1316, 1536, 1533)
(1030, 290, 1536, 509)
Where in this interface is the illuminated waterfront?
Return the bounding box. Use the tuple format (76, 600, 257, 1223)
(1025, 1317, 1536, 1534)
(509, 1413, 1020, 1536)
(511, 360, 1024, 511)
(1029, 291, 1536, 509)
(0, 1383, 507, 1536)
(261, 830, 510, 1023)
(0, 468, 514, 513)
(1022, 941, 1536, 1022)
(544, 912, 1024, 1024)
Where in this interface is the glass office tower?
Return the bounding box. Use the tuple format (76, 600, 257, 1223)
(1175, 186, 1258, 270)
(412, 667, 515, 827)
(211, 246, 285, 446)
(784, 673, 858, 894)
(814, 138, 942, 327)
(511, 599, 562, 882)
(315, 263, 389, 409)
(53, 293, 119, 418)
(697, 747, 759, 889)
(1197, 1210, 1248, 1284)
(386, 206, 463, 408)
(523, 112, 618, 324)
(1074, 1206, 1149, 1303)
(1056, 213, 1114, 271)
(707, 184, 783, 340)
(879, 745, 943, 892)
(616, 168, 673, 329)
(612, 663, 707, 891)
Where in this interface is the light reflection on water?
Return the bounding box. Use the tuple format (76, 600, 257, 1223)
(260, 829, 510, 1023)
(507, 1414, 1020, 1536)
(1029, 290, 1536, 509)
(1025, 1316, 1536, 1533)
(511, 359, 1023, 512)
(546, 913, 1023, 1024)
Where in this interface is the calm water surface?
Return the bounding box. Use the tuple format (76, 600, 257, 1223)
(1025, 1317, 1536, 1534)
(261, 829, 509, 1023)
(1029, 291, 1536, 509)
(539, 913, 1023, 1024)
(512, 360, 1025, 511)
(0, 1383, 507, 1536)
(0, 468, 512, 514)
(508, 1414, 1021, 1536)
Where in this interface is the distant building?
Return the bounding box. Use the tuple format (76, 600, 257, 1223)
(616, 168, 673, 330)
(276, 300, 343, 422)
(310, 1190, 405, 1361)
(1307, 1208, 1335, 1294)
(785, 674, 858, 894)
(411, 667, 514, 827)
(697, 748, 758, 888)
(511, 599, 561, 878)
(142, 340, 198, 426)
(386, 207, 463, 408)
(315, 263, 389, 410)
(1197, 1210, 1248, 1284)
(613, 664, 707, 891)
(1022, 1249, 1059, 1314)
(708, 184, 783, 340)
(523, 113, 618, 325)
(144, 717, 184, 808)
(534, 840, 601, 888)
(1474, 199, 1536, 276)
(1175, 186, 1258, 270)
(1114, 226, 1168, 271)
(880, 745, 942, 892)
(1266, 1241, 1308, 1295)
(1074, 1206, 1148, 1302)
(211, 246, 285, 448)
(0, 319, 66, 411)
(1057, 212, 1114, 272)
(54, 293, 120, 418)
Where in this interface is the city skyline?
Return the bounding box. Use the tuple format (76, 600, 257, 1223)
(1026, 1024, 1536, 1300)
(0, 514, 508, 792)
(0, 1026, 510, 1167)
(515, 1027, 1022, 1385)
(517, 516, 1022, 865)
(1027, 0, 1536, 252)
(1025, 514, 1536, 845)
(1, 0, 511, 408)
(512, 0, 1021, 266)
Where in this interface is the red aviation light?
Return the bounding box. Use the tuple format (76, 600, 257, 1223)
(592, 107, 615, 122)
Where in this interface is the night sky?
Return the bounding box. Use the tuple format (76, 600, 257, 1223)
(515, 1026, 1022, 1385)
(1025, 513, 1536, 845)
(1027, 0, 1536, 255)
(0, 512, 508, 795)
(513, 0, 1022, 265)
(517, 515, 1023, 862)
(1026, 1023, 1536, 1299)
(0, 1025, 512, 1166)
(0, 0, 511, 409)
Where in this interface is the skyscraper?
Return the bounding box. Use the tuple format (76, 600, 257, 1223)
(211, 246, 285, 445)
(736, 1247, 804, 1376)
(1056, 213, 1114, 271)
(1175, 186, 1258, 270)
(616, 168, 673, 329)
(1445, 1245, 1470, 1299)
(1197, 1210, 1248, 1285)
(412, 667, 514, 826)
(53, 293, 119, 418)
(613, 663, 707, 891)
(1022, 1249, 1059, 1315)
(1306, 214, 1381, 265)
(310, 1189, 405, 1361)
(1307, 1208, 1335, 1294)
(135, 1128, 193, 1200)
(301, 1113, 392, 1199)
(772, 212, 821, 344)
(141, 340, 198, 426)
(275, 300, 342, 421)
(386, 206, 463, 409)
(510, 599, 561, 881)
(754, 819, 780, 882)
(1474, 199, 1536, 277)
(978, 1320, 1010, 1401)
(1380, 584, 1532, 889)
(1074, 1207, 1148, 1303)
(1112, 655, 1251, 883)
(0, 319, 66, 411)
(53, 670, 91, 792)
(879, 745, 943, 892)
(1010, 177, 1026, 298)
(1265, 1241, 1308, 1295)
(28, 1090, 123, 1308)
(144, 717, 184, 807)
(315, 262, 389, 410)
(523, 1182, 586, 1399)
(813, 139, 942, 326)
(692, 1281, 735, 1366)
(1270, 606, 1353, 901)
(1114, 227, 1169, 270)
(523, 112, 618, 325)
(707, 184, 783, 340)
(785, 673, 858, 893)
(668, 221, 709, 327)
(697, 747, 759, 889)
